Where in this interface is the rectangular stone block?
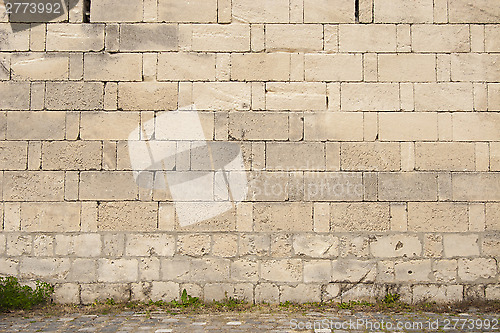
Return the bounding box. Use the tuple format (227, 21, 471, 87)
(266, 82, 326, 111)
(11, 53, 68, 80)
(304, 112, 363, 141)
(266, 142, 325, 171)
(331, 203, 390, 232)
(486, 203, 500, 231)
(98, 259, 138, 283)
(339, 24, 396, 52)
(341, 83, 399, 111)
(19, 258, 70, 280)
(304, 260, 331, 282)
(193, 82, 251, 111)
(191, 258, 230, 281)
(229, 112, 288, 140)
(126, 234, 175, 256)
(341, 142, 400, 171)
(4, 171, 64, 201)
(451, 54, 500, 82)
(177, 234, 211, 257)
(415, 83, 473, 111)
(0, 23, 29, 51)
(485, 25, 500, 52)
(56, 234, 101, 257)
(371, 235, 422, 258)
(443, 234, 480, 257)
(489, 84, 500, 111)
(449, 0, 500, 23)
(304, 0, 354, 23)
(47, 24, 104, 51)
(412, 24, 470, 52)
(254, 203, 313, 232)
(91, 0, 143, 22)
(232, 53, 290, 81)
(261, 259, 302, 282)
(408, 202, 468, 232)
(232, 0, 289, 23)
(453, 113, 500, 141)
(84, 53, 142, 81)
(98, 202, 158, 231)
(20, 202, 80, 232)
(158, 52, 216, 81)
(120, 24, 178, 51)
(0, 82, 30, 110)
(305, 54, 362, 81)
(46, 82, 104, 110)
(80, 172, 138, 200)
(378, 54, 435, 82)
(458, 258, 497, 282)
(378, 172, 438, 201)
(304, 172, 363, 201)
(374, 0, 433, 23)
(80, 111, 140, 140)
(452, 173, 500, 201)
(395, 260, 432, 282)
(42, 141, 101, 170)
(159, 0, 217, 23)
(415, 142, 475, 171)
(191, 24, 250, 52)
(266, 24, 323, 51)
(118, 82, 177, 111)
(0, 141, 27, 170)
(379, 112, 438, 141)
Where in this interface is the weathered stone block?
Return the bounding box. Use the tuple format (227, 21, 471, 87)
(158, 53, 216, 81)
(47, 24, 104, 51)
(378, 172, 438, 201)
(21, 202, 80, 232)
(98, 202, 157, 231)
(98, 259, 138, 283)
(254, 203, 313, 232)
(261, 259, 302, 282)
(371, 235, 422, 258)
(46, 82, 104, 110)
(84, 53, 142, 81)
(159, 0, 217, 23)
(233, 0, 288, 23)
(11, 53, 68, 80)
(118, 82, 177, 111)
(293, 234, 338, 258)
(331, 203, 390, 232)
(42, 141, 101, 170)
(177, 234, 210, 257)
(3, 171, 64, 201)
(458, 258, 497, 282)
(304, 0, 354, 23)
(305, 54, 362, 81)
(192, 24, 250, 52)
(408, 202, 468, 232)
(120, 24, 177, 51)
(7, 111, 65, 140)
(280, 284, 321, 303)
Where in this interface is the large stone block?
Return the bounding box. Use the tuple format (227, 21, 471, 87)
(254, 203, 313, 232)
(46, 82, 104, 110)
(177, 234, 211, 257)
(331, 203, 390, 232)
(261, 259, 302, 282)
(378, 54, 435, 82)
(303, 260, 332, 282)
(293, 234, 338, 258)
(0, 23, 29, 51)
(229, 112, 288, 140)
(98, 259, 138, 282)
(232, 0, 289, 23)
(378, 172, 438, 201)
(412, 25, 470, 52)
(266, 82, 326, 111)
(304, 112, 363, 141)
(91, 0, 143, 22)
(413, 285, 463, 303)
(230, 259, 259, 282)
(55, 234, 101, 257)
(42, 141, 101, 170)
(449, 0, 500, 23)
(486, 204, 500, 231)
(280, 284, 321, 303)
(341, 142, 400, 171)
(415, 142, 475, 171)
(120, 24, 178, 51)
(394, 260, 432, 282)
(126, 234, 175, 256)
(3, 171, 64, 201)
(415, 83, 473, 111)
(118, 82, 177, 111)
(98, 202, 157, 231)
(11, 53, 68, 80)
(443, 234, 480, 257)
(21, 202, 80, 232)
(458, 258, 497, 282)
(79, 171, 138, 200)
(304, 54, 362, 81)
(159, 0, 217, 23)
(81, 283, 130, 304)
(408, 202, 469, 232)
(0, 82, 30, 110)
(304, 0, 354, 23)
(0, 141, 27, 170)
(266, 24, 323, 52)
(452, 173, 500, 201)
(374, 0, 433, 23)
(80, 111, 140, 140)
(341, 83, 399, 111)
(379, 112, 438, 141)
(452, 113, 500, 141)
(266, 142, 325, 171)
(19, 258, 70, 280)
(190, 258, 230, 282)
(193, 82, 251, 111)
(158, 53, 216, 81)
(231, 53, 290, 81)
(451, 54, 500, 82)
(371, 235, 422, 258)
(191, 24, 250, 52)
(47, 24, 104, 51)
(84, 53, 142, 81)
(339, 25, 396, 52)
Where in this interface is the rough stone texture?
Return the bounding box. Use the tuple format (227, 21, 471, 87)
(1, 0, 499, 305)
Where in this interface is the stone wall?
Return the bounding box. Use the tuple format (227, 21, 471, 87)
(0, 0, 499, 304)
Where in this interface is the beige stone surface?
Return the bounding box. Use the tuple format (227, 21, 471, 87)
(0, 82, 30, 110)
(412, 25, 470, 52)
(331, 203, 390, 232)
(159, 0, 217, 23)
(254, 203, 313, 232)
(374, 0, 433, 23)
(229, 112, 288, 140)
(21, 202, 80, 232)
(233, 0, 289, 23)
(191, 24, 250, 52)
(378, 54, 435, 82)
(266, 82, 326, 111)
(451, 54, 500, 82)
(42, 141, 101, 170)
(158, 53, 216, 81)
(305, 54, 362, 81)
(453, 173, 500, 201)
(91, 0, 143, 22)
(97, 202, 157, 231)
(341, 142, 400, 171)
(266, 24, 323, 52)
(84, 53, 142, 81)
(415, 83, 473, 111)
(232, 53, 290, 81)
(47, 24, 105, 51)
(118, 82, 177, 111)
(415, 143, 475, 171)
(339, 25, 396, 52)
(371, 235, 422, 258)
(449, 0, 500, 23)
(261, 259, 302, 282)
(408, 202, 469, 232)
(11, 53, 68, 80)
(304, 0, 354, 23)
(120, 24, 177, 51)
(304, 112, 363, 141)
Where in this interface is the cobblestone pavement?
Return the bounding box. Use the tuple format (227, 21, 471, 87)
(0, 311, 499, 332)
